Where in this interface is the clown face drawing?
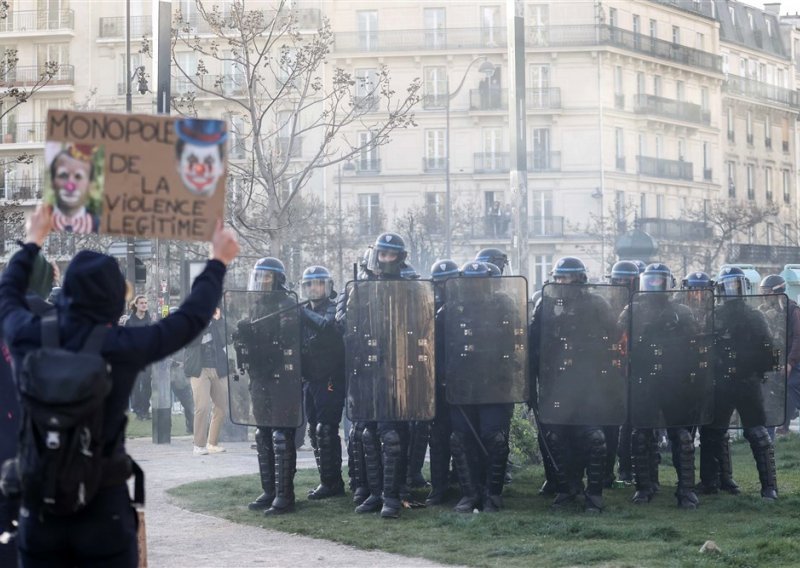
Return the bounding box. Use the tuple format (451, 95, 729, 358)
(47, 142, 100, 234)
(175, 119, 227, 198)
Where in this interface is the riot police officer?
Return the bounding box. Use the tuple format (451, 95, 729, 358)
(626, 263, 701, 509)
(475, 248, 508, 275)
(449, 261, 515, 513)
(606, 260, 641, 486)
(532, 257, 616, 513)
(242, 257, 300, 515)
(299, 266, 346, 500)
(705, 267, 779, 500)
(425, 259, 460, 505)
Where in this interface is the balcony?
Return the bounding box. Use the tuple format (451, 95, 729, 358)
(1, 178, 43, 201)
(728, 244, 800, 265)
(171, 74, 248, 98)
(334, 26, 507, 52)
(633, 94, 710, 125)
(98, 16, 152, 38)
(466, 215, 564, 239)
(0, 122, 45, 144)
(474, 152, 509, 174)
(423, 157, 446, 172)
(1, 65, 74, 87)
(468, 87, 561, 111)
(636, 155, 693, 181)
(723, 75, 799, 108)
(354, 158, 381, 174)
(637, 218, 711, 241)
(0, 10, 74, 33)
(422, 94, 448, 109)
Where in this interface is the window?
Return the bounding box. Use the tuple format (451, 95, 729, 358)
(531, 191, 553, 236)
(638, 133, 646, 156)
(678, 139, 685, 161)
(783, 169, 791, 203)
(173, 51, 197, 95)
(357, 10, 378, 50)
(358, 193, 381, 235)
(37, 42, 69, 68)
(483, 127, 503, 166)
(528, 4, 549, 45)
(746, 164, 755, 199)
(748, 226, 754, 244)
(739, 58, 747, 77)
(672, 25, 680, 45)
(636, 72, 645, 95)
(358, 131, 378, 170)
(785, 224, 792, 246)
(727, 107, 734, 140)
(228, 115, 246, 160)
(118, 52, 143, 95)
(532, 255, 552, 291)
(782, 118, 790, 151)
(656, 194, 664, 218)
(765, 114, 772, 147)
(640, 193, 647, 217)
(609, 7, 617, 28)
(676, 81, 684, 102)
(425, 129, 445, 170)
(747, 12, 754, 29)
(653, 75, 662, 97)
(615, 127, 624, 161)
(728, 161, 736, 196)
(423, 8, 446, 49)
(766, 223, 773, 246)
(423, 66, 447, 106)
(531, 128, 550, 169)
(614, 66, 623, 95)
(703, 142, 711, 179)
(655, 135, 662, 159)
(701, 87, 709, 110)
(729, 6, 735, 26)
(481, 6, 502, 46)
(746, 111, 753, 144)
(649, 19, 657, 43)
(765, 167, 773, 201)
(723, 53, 729, 74)
(766, 19, 772, 36)
(633, 15, 640, 34)
(354, 68, 379, 110)
(615, 191, 625, 223)
(425, 192, 445, 219)
(529, 64, 550, 89)
(696, 32, 704, 50)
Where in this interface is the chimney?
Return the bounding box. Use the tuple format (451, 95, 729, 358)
(764, 3, 781, 15)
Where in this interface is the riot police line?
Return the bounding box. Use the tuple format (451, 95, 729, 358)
(228, 232, 790, 518)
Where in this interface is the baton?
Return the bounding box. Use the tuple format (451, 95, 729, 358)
(528, 400, 561, 474)
(249, 299, 310, 325)
(457, 406, 489, 458)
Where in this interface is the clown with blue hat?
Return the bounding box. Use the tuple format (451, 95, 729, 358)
(174, 118, 228, 197)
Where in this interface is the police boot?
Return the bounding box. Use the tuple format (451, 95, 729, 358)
(380, 430, 403, 519)
(248, 428, 275, 511)
(349, 424, 369, 506)
(719, 431, 741, 495)
(407, 422, 430, 489)
(355, 427, 383, 513)
(545, 429, 576, 510)
(426, 421, 450, 506)
(265, 430, 296, 516)
(450, 431, 480, 513)
(631, 429, 654, 504)
(745, 427, 778, 501)
(308, 423, 345, 500)
(482, 431, 509, 513)
(584, 429, 606, 513)
(671, 429, 699, 510)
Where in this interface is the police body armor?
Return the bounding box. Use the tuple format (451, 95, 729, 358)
(344, 279, 436, 421)
(627, 290, 714, 428)
(443, 276, 529, 405)
(537, 283, 628, 425)
(225, 289, 303, 428)
(715, 294, 787, 428)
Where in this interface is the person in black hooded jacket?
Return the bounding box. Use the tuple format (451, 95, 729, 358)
(0, 205, 239, 568)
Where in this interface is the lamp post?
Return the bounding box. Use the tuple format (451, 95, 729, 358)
(444, 57, 496, 259)
(337, 160, 355, 286)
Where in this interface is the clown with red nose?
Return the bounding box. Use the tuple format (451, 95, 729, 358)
(175, 118, 227, 198)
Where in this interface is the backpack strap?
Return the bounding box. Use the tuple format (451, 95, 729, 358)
(80, 325, 109, 354)
(41, 312, 59, 348)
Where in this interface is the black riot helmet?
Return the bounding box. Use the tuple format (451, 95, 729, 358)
(248, 257, 286, 291)
(716, 266, 749, 297)
(430, 259, 460, 281)
(475, 248, 508, 274)
(610, 260, 640, 292)
(682, 271, 714, 290)
(461, 261, 492, 278)
(367, 232, 407, 277)
(640, 263, 674, 292)
(301, 265, 334, 301)
(400, 264, 420, 280)
(486, 263, 502, 277)
(760, 274, 787, 295)
(551, 256, 588, 284)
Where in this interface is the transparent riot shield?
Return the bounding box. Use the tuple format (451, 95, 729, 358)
(225, 290, 303, 429)
(714, 294, 787, 429)
(344, 280, 436, 421)
(537, 283, 628, 425)
(628, 290, 714, 428)
(444, 276, 529, 405)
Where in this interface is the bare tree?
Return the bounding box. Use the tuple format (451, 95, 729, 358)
(168, 0, 420, 258)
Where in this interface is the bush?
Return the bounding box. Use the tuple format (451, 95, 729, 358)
(509, 404, 541, 465)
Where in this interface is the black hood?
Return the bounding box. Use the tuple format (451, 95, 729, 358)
(60, 250, 126, 323)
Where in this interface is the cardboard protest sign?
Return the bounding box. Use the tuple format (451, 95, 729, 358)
(44, 110, 227, 241)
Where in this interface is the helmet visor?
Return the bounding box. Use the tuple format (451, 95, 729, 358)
(640, 273, 669, 292)
(720, 276, 747, 297)
(301, 278, 331, 301)
(248, 269, 274, 292)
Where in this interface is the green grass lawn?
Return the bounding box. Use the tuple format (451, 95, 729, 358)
(125, 412, 190, 439)
(168, 435, 800, 567)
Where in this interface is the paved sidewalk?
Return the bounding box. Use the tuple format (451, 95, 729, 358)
(127, 436, 451, 568)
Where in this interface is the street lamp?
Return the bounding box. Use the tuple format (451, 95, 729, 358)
(445, 57, 496, 258)
(337, 160, 356, 286)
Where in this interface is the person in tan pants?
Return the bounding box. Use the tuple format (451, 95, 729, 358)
(185, 307, 229, 455)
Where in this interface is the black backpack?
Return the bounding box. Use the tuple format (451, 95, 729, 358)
(8, 313, 122, 515)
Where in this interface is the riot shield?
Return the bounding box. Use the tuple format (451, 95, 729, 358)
(628, 290, 714, 428)
(444, 276, 529, 405)
(224, 290, 303, 428)
(714, 294, 787, 429)
(537, 284, 628, 425)
(344, 280, 436, 421)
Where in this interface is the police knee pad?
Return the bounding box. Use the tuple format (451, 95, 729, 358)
(317, 422, 337, 441)
(272, 429, 290, 450)
(586, 429, 606, 451)
(481, 430, 507, 454)
(381, 430, 402, 456)
(631, 429, 650, 446)
(255, 427, 271, 446)
(744, 426, 770, 448)
(676, 429, 693, 446)
(450, 431, 468, 453)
